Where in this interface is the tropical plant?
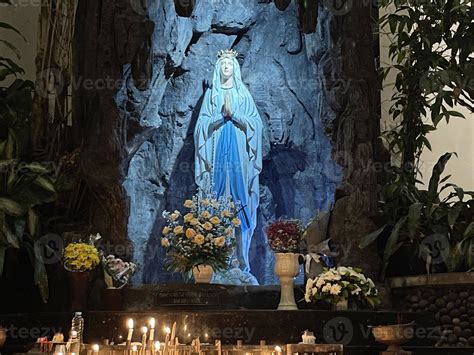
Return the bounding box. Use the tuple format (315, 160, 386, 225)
(360, 153, 474, 278)
(160, 191, 239, 277)
(361, 0, 474, 278)
(0, 16, 58, 302)
(379, 0, 473, 171)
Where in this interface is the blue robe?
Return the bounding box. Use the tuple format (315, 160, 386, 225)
(194, 58, 263, 272)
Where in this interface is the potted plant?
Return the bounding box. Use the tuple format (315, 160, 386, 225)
(364, 0, 474, 278)
(0, 16, 61, 305)
(360, 153, 474, 278)
(160, 191, 239, 283)
(266, 219, 304, 310)
(305, 266, 380, 310)
(63, 234, 101, 309)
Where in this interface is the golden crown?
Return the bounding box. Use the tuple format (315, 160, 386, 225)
(217, 49, 238, 59)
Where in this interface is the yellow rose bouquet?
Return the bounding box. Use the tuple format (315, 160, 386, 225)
(161, 191, 240, 277)
(63, 236, 101, 272)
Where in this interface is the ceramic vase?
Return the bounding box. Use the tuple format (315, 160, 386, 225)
(274, 252, 300, 310)
(192, 265, 213, 284)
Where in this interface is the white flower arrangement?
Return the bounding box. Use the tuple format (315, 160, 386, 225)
(161, 191, 240, 276)
(305, 266, 380, 307)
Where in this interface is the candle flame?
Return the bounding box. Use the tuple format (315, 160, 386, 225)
(164, 326, 171, 334)
(155, 341, 160, 350)
(149, 318, 156, 329)
(142, 326, 148, 334)
(128, 319, 134, 329)
(92, 344, 99, 352)
(275, 346, 282, 353)
(132, 345, 138, 351)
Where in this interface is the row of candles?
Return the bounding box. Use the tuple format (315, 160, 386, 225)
(125, 318, 167, 353)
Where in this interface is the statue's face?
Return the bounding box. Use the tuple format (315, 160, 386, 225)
(220, 58, 234, 80)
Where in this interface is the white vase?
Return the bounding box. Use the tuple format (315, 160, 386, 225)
(274, 252, 300, 310)
(192, 265, 214, 284)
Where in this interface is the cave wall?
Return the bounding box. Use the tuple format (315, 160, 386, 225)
(74, 0, 381, 284)
(118, 0, 341, 284)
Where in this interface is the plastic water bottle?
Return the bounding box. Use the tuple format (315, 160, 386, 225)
(71, 312, 84, 343)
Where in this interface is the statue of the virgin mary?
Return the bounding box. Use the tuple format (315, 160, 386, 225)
(194, 49, 263, 275)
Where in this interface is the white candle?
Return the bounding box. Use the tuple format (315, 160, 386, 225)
(149, 318, 156, 342)
(127, 319, 135, 342)
(92, 344, 99, 353)
(141, 327, 148, 351)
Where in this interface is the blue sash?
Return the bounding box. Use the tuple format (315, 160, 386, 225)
(213, 118, 250, 232)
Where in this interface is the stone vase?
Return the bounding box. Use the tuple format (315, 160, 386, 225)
(68, 271, 91, 310)
(192, 265, 213, 284)
(274, 253, 300, 310)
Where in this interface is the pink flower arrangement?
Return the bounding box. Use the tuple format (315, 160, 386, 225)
(266, 219, 304, 253)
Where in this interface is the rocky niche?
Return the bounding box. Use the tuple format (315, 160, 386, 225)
(74, 0, 380, 286)
(116, 0, 342, 284)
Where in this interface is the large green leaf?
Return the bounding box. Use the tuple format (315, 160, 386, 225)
(34, 176, 56, 193)
(359, 225, 387, 249)
(0, 197, 24, 216)
(0, 22, 26, 41)
(0, 39, 21, 59)
(27, 208, 39, 237)
(3, 222, 20, 248)
(448, 205, 461, 228)
(381, 217, 407, 279)
(407, 203, 422, 240)
(427, 153, 454, 206)
(464, 222, 474, 240)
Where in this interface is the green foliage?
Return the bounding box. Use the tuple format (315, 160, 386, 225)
(379, 0, 473, 167)
(0, 15, 58, 303)
(361, 0, 474, 278)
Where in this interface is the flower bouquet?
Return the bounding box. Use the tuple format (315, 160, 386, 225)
(102, 254, 137, 289)
(266, 219, 304, 253)
(63, 234, 101, 309)
(305, 266, 380, 309)
(161, 191, 240, 280)
(63, 239, 100, 272)
(266, 219, 304, 310)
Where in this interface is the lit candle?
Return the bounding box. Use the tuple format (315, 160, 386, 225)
(155, 341, 160, 355)
(92, 344, 99, 353)
(274, 346, 282, 355)
(127, 319, 135, 346)
(170, 322, 176, 344)
(132, 345, 138, 355)
(149, 318, 156, 345)
(141, 326, 148, 352)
